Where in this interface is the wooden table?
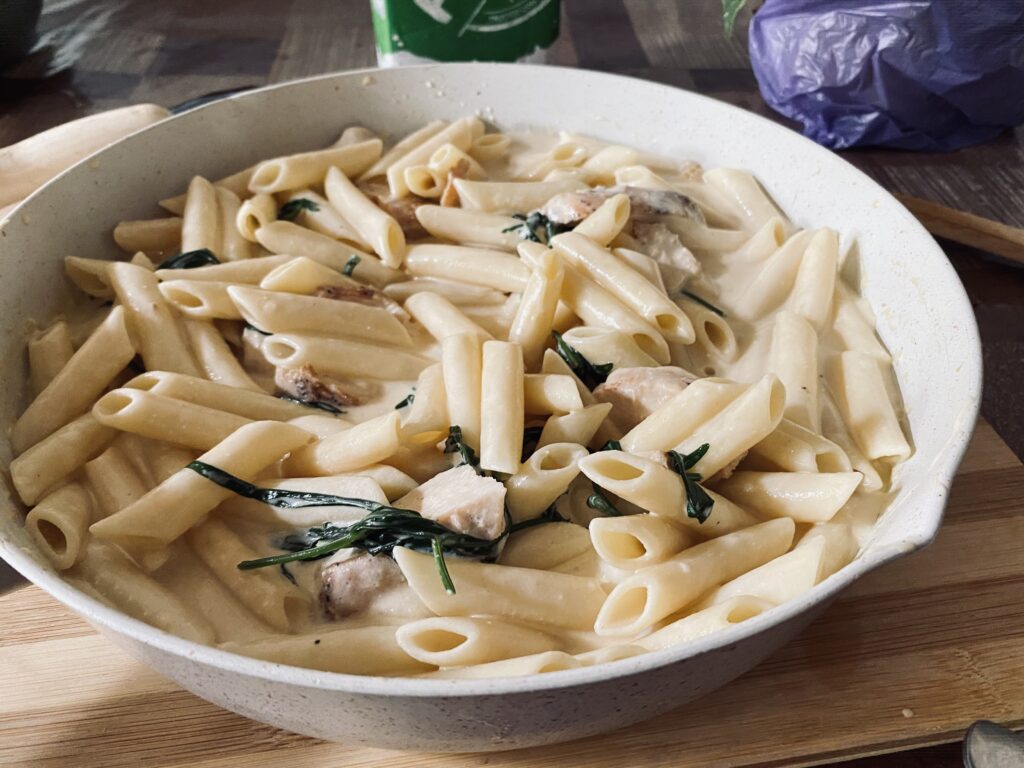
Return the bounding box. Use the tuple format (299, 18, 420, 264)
(2, 1, 1022, 766)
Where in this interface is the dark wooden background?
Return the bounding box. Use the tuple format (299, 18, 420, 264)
(3, 1, 1023, 765)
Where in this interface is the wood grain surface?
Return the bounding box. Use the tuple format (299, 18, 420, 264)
(1, 420, 1020, 768)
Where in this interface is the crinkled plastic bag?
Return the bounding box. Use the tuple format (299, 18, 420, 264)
(748, 0, 1024, 150)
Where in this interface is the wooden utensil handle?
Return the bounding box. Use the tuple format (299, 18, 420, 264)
(0, 104, 169, 209)
(897, 193, 1024, 266)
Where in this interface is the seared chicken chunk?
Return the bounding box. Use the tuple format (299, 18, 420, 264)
(275, 364, 380, 408)
(320, 554, 405, 619)
(313, 283, 411, 323)
(358, 180, 429, 239)
(594, 366, 698, 430)
(397, 465, 507, 541)
(538, 185, 705, 226)
(632, 221, 702, 286)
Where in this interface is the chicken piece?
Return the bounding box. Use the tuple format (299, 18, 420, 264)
(538, 185, 705, 226)
(320, 553, 405, 619)
(397, 465, 507, 541)
(594, 366, 698, 430)
(275, 364, 380, 409)
(358, 180, 429, 239)
(313, 283, 411, 323)
(631, 221, 702, 286)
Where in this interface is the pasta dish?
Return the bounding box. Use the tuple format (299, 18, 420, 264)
(9, 116, 912, 678)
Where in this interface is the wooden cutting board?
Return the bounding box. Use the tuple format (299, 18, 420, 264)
(3, 419, 1023, 768)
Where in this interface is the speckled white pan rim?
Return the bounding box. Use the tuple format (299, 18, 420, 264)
(0, 63, 982, 699)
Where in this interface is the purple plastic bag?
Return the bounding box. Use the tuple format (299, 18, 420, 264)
(748, 0, 1024, 150)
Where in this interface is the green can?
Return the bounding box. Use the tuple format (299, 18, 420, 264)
(371, 0, 560, 66)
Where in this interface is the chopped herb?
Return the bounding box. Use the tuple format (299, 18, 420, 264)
(243, 322, 270, 336)
(508, 503, 570, 533)
(342, 254, 361, 276)
(394, 389, 416, 409)
(277, 198, 320, 221)
(157, 248, 220, 270)
(521, 425, 543, 462)
(279, 563, 297, 585)
(666, 443, 715, 523)
(503, 211, 573, 245)
(187, 460, 509, 594)
(586, 482, 624, 517)
(443, 425, 480, 471)
(597, 439, 622, 452)
(279, 395, 345, 414)
(552, 331, 613, 390)
(680, 289, 726, 318)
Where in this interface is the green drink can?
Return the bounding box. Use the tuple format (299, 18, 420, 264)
(371, 0, 561, 66)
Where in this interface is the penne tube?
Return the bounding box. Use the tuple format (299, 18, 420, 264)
(579, 450, 685, 519)
(215, 186, 255, 261)
(181, 318, 262, 391)
(469, 132, 512, 162)
(124, 370, 320, 421)
(830, 282, 892, 363)
(405, 243, 530, 293)
(25, 482, 94, 570)
(248, 138, 383, 194)
(684, 298, 739, 362)
(12, 306, 135, 454)
(160, 165, 255, 215)
(399, 364, 449, 445)
(281, 189, 372, 249)
(93, 388, 252, 451)
(703, 167, 791, 233)
(89, 421, 313, 563)
(262, 333, 429, 381)
(573, 193, 631, 246)
(701, 536, 829, 608)
(386, 117, 481, 197)
(522, 141, 588, 179)
(613, 247, 667, 295)
(113, 217, 182, 255)
(359, 119, 446, 180)
(827, 351, 911, 461)
(499, 521, 594, 570)
(285, 411, 402, 475)
(186, 517, 310, 632)
(258, 255, 356, 294)
(325, 166, 405, 268)
(405, 291, 493, 342)
(441, 332, 483, 451)
(553, 231, 695, 344)
(732, 229, 815, 321)
(505, 442, 589, 523)
(72, 541, 215, 644)
(180, 176, 221, 255)
(594, 518, 795, 636)
(64, 256, 115, 299)
(621, 377, 746, 453)
(453, 176, 587, 213)
(560, 326, 659, 369)
(787, 228, 838, 330)
(403, 165, 445, 198)
(590, 514, 697, 570)
(415, 205, 522, 250)
(11, 414, 116, 505)
(767, 311, 820, 431)
(155, 254, 290, 284)
(28, 321, 74, 395)
(508, 247, 564, 371)
(714, 471, 863, 523)
(255, 221, 404, 288)
(538, 403, 615, 449)
(394, 548, 606, 631)
(383, 276, 506, 307)
(523, 373, 584, 415)
(219, 475, 388, 528)
(109, 262, 201, 376)
(396, 617, 559, 668)
(673, 374, 786, 478)
(748, 419, 852, 474)
(159, 280, 241, 320)
(479, 340, 525, 475)
(428, 142, 486, 179)
(236, 192, 278, 241)
(222, 626, 427, 675)
(556, 259, 670, 364)
(638, 595, 775, 651)
(83, 441, 150, 520)
(228, 285, 412, 346)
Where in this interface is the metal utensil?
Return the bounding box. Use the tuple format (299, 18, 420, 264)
(964, 720, 1024, 767)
